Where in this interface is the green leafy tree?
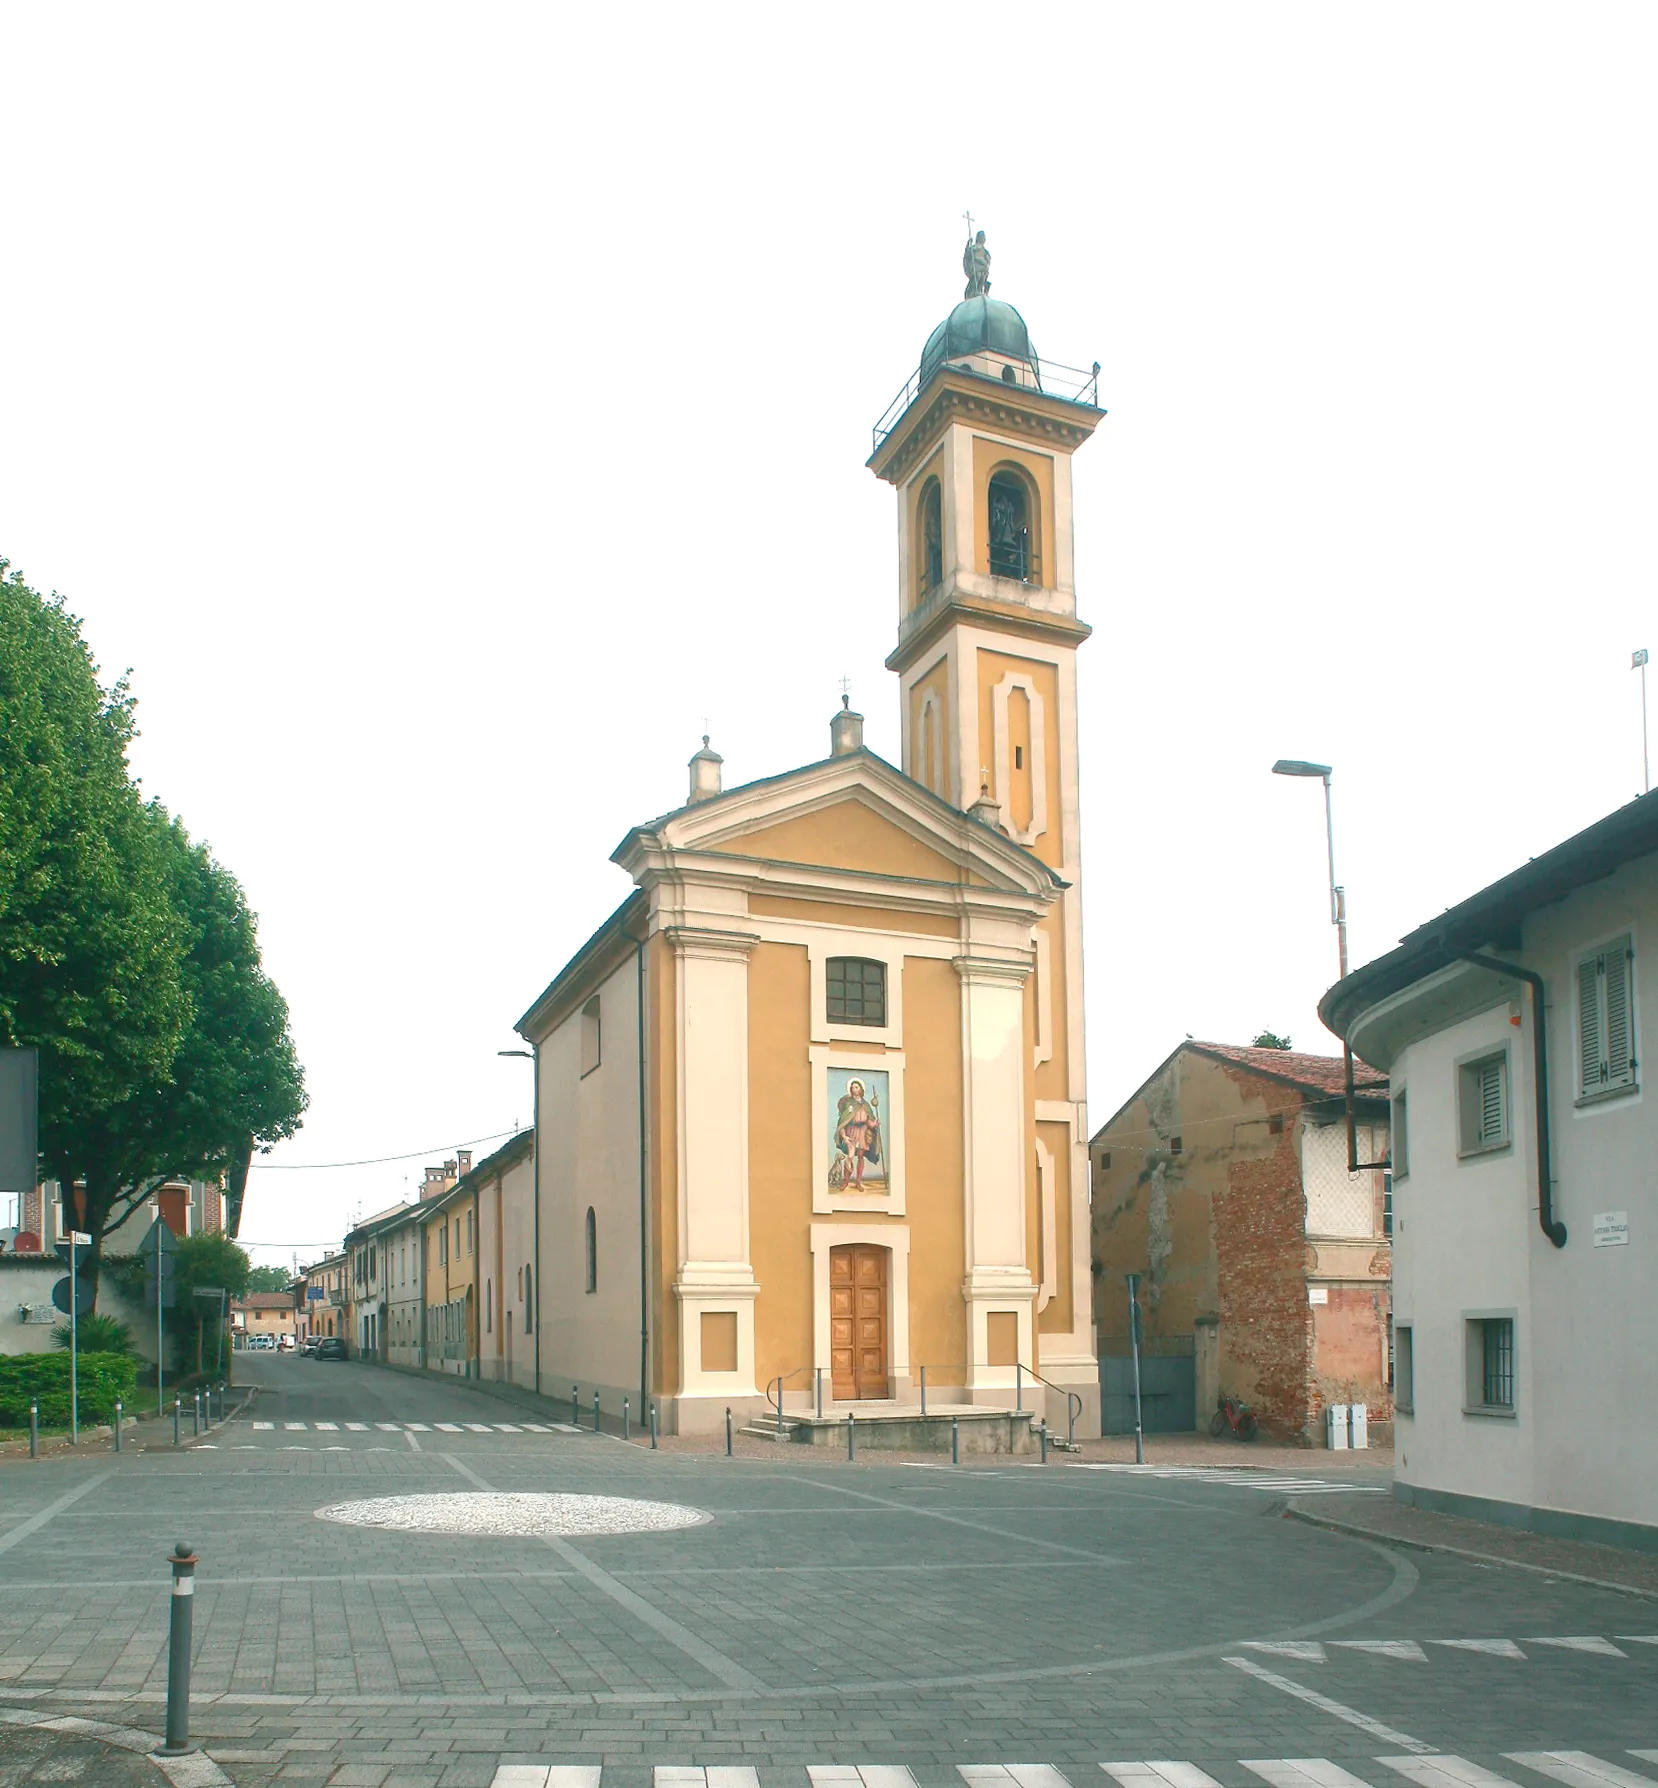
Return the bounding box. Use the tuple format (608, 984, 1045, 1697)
(0, 563, 307, 1258)
(245, 1264, 293, 1293)
(0, 563, 190, 1198)
(1252, 1029, 1293, 1050)
(173, 1232, 253, 1373)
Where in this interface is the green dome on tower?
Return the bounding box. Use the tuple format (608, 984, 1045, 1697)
(920, 297, 1038, 385)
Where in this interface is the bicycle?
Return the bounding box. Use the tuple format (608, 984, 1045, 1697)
(1209, 1394, 1259, 1441)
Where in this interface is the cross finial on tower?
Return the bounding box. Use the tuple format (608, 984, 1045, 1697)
(962, 208, 973, 238)
(837, 676, 852, 710)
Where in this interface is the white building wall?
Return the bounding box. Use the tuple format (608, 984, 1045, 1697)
(384, 1223, 424, 1368)
(535, 954, 643, 1417)
(1388, 854, 1658, 1539)
(478, 1149, 536, 1389)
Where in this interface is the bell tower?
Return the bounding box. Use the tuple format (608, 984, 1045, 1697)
(868, 234, 1103, 1401)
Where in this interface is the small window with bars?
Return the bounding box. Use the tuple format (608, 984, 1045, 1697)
(826, 957, 886, 1026)
(1457, 1051, 1509, 1157)
(1465, 1316, 1515, 1411)
(1576, 933, 1636, 1101)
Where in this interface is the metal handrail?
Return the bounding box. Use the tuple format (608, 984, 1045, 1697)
(873, 354, 1102, 452)
(1017, 1361, 1084, 1445)
(766, 1368, 813, 1441)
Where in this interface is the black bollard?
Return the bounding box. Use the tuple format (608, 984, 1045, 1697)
(649, 1402, 658, 1449)
(725, 1407, 732, 1457)
(193, 1392, 200, 1438)
(173, 1396, 181, 1447)
(592, 1390, 600, 1433)
(623, 1397, 630, 1442)
(952, 1414, 959, 1465)
(160, 1542, 198, 1755)
(571, 1384, 578, 1425)
(1040, 1419, 1048, 1464)
(847, 1409, 856, 1461)
(29, 1400, 38, 1460)
(115, 1400, 123, 1453)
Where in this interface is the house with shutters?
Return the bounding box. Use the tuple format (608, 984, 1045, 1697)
(1320, 790, 1658, 1549)
(1089, 1042, 1393, 1443)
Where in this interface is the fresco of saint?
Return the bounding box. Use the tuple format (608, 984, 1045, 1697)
(828, 1069, 887, 1191)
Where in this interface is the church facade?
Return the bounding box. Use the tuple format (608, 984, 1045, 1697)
(517, 257, 1104, 1435)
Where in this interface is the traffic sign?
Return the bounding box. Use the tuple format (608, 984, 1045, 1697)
(52, 1274, 95, 1317)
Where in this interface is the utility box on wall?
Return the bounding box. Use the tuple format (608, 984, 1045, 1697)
(1326, 1403, 1350, 1449)
(1349, 1402, 1368, 1449)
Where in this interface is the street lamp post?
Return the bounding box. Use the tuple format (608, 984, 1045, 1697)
(1271, 759, 1346, 980)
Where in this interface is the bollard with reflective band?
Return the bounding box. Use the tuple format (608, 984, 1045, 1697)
(622, 1397, 630, 1442)
(193, 1392, 200, 1438)
(29, 1401, 38, 1460)
(1015, 1361, 1023, 1413)
(1039, 1419, 1048, 1464)
(847, 1409, 855, 1461)
(649, 1402, 658, 1449)
(160, 1542, 198, 1755)
(115, 1401, 123, 1453)
(173, 1396, 181, 1446)
(920, 1365, 927, 1416)
(571, 1384, 578, 1425)
(724, 1407, 732, 1457)
(815, 1366, 823, 1418)
(952, 1414, 959, 1465)
(592, 1390, 600, 1432)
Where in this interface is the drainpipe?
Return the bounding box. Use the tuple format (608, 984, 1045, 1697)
(1452, 949, 1566, 1249)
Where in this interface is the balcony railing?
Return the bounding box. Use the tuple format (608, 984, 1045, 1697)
(873, 354, 1101, 454)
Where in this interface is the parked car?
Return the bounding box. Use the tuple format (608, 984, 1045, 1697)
(278, 1333, 295, 1351)
(313, 1336, 346, 1361)
(300, 1337, 320, 1356)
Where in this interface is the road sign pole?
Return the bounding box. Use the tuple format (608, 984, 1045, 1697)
(156, 1246, 164, 1419)
(69, 1231, 78, 1447)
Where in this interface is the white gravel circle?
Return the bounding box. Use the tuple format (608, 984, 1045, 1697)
(314, 1491, 707, 1537)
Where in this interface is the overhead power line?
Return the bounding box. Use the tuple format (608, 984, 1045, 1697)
(246, 1127, 518, 1172)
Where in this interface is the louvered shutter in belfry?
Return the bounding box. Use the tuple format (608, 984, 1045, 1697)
(1578, 953, 1603, 1093)
(1479, 1058, 1505, 1145)
(1604, 935, 1634, 1089)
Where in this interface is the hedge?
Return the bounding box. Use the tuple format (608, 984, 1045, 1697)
(0, 1352, 139, 1427)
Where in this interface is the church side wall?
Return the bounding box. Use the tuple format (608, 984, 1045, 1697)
(747, 942, 814, 1394)
(650, 928, 679, 1412)
(903, 955, 967, 1386)
(536, 951, 642, 1420)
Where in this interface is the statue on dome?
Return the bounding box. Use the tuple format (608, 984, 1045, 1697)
(962, 229, 991, 300)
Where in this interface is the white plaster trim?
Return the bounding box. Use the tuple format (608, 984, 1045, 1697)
(1033, 927, 1053, 1069)
(1035, 1134, 1056, 1312)
(804, 929, 906, 1048)
(674, 1279, 759, 1398)
(810, 1042, 906, 1215)
(810, 1221, 910, 1382)
(990, 669, 1049, 848)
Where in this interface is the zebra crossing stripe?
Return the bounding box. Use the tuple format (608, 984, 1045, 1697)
(435, 1423, 462, 1432)
(252, 1422, 273, 1430)
(1508, 1756, 1658, 1788)
(313, 1421, 338, 1431)
(1379, 1757, 1521, 1788)
(405, 1423, 430, 1431)
(465, 1422, 492, 1432)
(375, 1423, 401, 1432)
(345, 1422, 368, 1431)
(494, 1424, 521, 1432)
(1331, 1640, 1427, 1660)
(493, 1771, 600, 1788)
(1433, 1640, 1525, 1658)
(1243, 1642, 1326, 1662)
(656, 1770, 759, 1788)
(1102, 1765, 1221, 1788)
(1526, 1637, 1627, 1657)
(284, 1422, 305, 1431)
(522, 1423, 550, 1432)
(811, 1769, 918, 1788)
(960, 1767, 1072, 1788)
(1243, 1761, 1376, 1788)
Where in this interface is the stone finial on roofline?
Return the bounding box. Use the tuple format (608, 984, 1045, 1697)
(688, 734, 723, 804)
(830, 693, 863, 758)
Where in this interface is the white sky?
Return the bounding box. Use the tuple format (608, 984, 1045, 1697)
(4, 6, 1655, 1267)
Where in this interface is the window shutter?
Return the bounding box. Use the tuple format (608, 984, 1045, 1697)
(1604, 936, 1634, 1090)
(1479, 1058, 1505, 1145)
(1578, 952, 1603, 1093)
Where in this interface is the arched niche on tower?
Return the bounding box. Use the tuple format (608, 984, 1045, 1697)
(913, 475, 943, 605)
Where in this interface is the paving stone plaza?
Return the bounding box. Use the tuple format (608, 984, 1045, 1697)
(0, 1357, 1651, 1786)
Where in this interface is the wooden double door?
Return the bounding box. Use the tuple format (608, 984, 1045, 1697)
(829, 1244, 889, 1402)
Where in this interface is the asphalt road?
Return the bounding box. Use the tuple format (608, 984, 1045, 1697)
(0, 1354, 1650, 1787)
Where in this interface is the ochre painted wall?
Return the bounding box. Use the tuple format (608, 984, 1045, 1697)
(1033, 908, 1070, 1105)
(713, 802, 973, 884)
(1037, 1116, 1072, 1336)
(975, 650, 1064, 871)
(747, 892, 959, 939)
(747, 942, 814, 1390)
(902, 955, 967, 1375)
(908, 657, 951, 803)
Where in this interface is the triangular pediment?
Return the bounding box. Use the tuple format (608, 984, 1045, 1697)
(613, 750, 1060, 899)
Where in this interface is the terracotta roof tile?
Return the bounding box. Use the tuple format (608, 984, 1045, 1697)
(1192, 1041, 1387, 1097)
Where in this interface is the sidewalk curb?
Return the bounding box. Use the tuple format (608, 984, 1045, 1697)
(1284, 1500, 1658, 1599)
